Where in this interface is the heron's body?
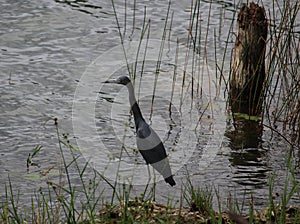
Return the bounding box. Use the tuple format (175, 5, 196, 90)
(104, 76, 176, 186)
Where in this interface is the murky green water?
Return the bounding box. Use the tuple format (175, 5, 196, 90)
(0, 0, 299, 212)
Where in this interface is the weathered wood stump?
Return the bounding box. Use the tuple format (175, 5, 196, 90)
(230, 2, 268, 116)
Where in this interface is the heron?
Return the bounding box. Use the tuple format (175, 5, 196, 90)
(104, 76, 176, 186)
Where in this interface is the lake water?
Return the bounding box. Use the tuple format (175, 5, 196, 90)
(0, 0, 299, 213)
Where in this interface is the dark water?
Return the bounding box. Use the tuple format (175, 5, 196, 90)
(0, 0, 299, 213)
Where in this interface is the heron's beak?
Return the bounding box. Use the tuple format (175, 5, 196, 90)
(102, 79, 118, 84)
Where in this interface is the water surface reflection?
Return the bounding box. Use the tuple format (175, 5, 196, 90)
(225, 117, 269, 187)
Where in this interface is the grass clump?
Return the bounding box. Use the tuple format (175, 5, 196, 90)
(183, 177, 214, 215)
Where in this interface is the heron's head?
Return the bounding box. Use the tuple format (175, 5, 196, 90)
(104, 76, 131, 85)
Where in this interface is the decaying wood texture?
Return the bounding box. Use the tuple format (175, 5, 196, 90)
(230, 2, 268, 116)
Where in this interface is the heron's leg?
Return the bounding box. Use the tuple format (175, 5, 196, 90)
(147, 164, 151, 182)
(152, 166, 156, 201)
(142, 164, 152, 200)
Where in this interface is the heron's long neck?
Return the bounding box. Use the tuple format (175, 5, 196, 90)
(126, 82, 144, 126)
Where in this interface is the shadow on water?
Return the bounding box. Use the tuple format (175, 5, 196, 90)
(225, 116, 269, 187)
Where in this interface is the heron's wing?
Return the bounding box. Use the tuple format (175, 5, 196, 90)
(136, 124, 168, 163)
(136, 123, 174, 183)
(137, 129, 173, 181)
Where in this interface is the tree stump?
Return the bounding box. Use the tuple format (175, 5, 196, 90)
(230, 2, 268, 116)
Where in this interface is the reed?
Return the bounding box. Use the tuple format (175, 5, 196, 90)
(262, 0, 300, 148)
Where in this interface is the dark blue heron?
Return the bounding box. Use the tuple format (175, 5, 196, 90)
(104, 76, 176, 186)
